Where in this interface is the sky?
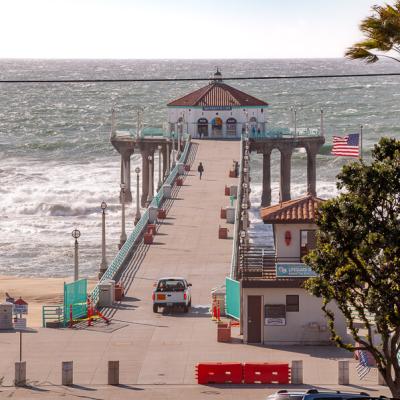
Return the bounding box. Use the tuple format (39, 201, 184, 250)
(0, 0, 382, 59)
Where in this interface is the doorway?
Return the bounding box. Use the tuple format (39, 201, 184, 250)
(247, 295, 262, 343)
(211, 117, 223, 137)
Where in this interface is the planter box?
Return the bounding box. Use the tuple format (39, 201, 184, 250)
(158, 209, 166, 219)
(144, 233, 153, 244)
(229, 170, 236, 178)
(220, 208, 227, 219)
(217, 323, 231, 343)
(176, 177, 183, 186)
(147, 224, 156, 235)
(224, 186, 230, 196)
(218, 227, 228, 239)
(184, 164, 190, 171)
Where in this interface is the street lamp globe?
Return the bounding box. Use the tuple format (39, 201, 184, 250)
(242, 182, 248, 189)
(72, 229, 81, 239)
(148, 155, 153, 162)
(240, 230, 246, 239)
(101, 201, 107, 210)
(135, 167, 141, 174)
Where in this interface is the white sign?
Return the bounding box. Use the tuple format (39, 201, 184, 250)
(265, 318, 286, 326)
(14, 318, 27, 330)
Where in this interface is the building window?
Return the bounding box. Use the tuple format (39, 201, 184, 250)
(286, 295, 299, 312)
(226, 118, 237, 136)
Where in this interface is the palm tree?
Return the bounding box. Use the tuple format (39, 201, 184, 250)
(345, 1, 400, 63)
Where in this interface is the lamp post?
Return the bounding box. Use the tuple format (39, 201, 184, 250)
(134, 167, 141, 225)
(72, 229, 81, 281)
(119, 183, 127, 249)
(165, 141, 170, 178)
(157, 145, 162, 191)
(177, 122, 182, 159)
(146, 155, 153, 206)
(99, 202, 107, 279)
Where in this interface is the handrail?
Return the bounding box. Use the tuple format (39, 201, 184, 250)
(230, 134, 245, 280)
(89, 136, 192, 306)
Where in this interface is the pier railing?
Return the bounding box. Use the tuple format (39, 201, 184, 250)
(229, 135, 245, 280)
(249, 127, 321, 140)
(89, 136, 192, 306)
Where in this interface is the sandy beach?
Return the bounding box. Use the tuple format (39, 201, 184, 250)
(0, 275, 97, 327)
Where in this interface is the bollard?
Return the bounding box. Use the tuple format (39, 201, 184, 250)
(378, 371, 388, 386)
(15, 361, 26, 387)
(108, 361, 119, 385)
(338, 360, 349, 385)
(291, 360, 303, 384)
(62, 361, 73, 386)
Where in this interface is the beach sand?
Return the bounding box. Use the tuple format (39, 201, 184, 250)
(0, 275, 97, 327)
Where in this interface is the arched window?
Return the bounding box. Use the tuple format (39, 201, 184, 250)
(226, 118, 237, 136)
(197, 118, 208, 138)
(249, 117, 257, 134)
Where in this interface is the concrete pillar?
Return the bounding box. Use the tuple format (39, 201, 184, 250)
(62, 361, 73, 386)
(162, 146, 168, 179)
(280, 148, 292, 202)
(338, 360, 349, 385)
(15, 361, 26, 387)
(141, 151, 149, 207)
(306, 148, 317, 196)
(108, 361, 119, 385)
(119, 152, 133, 204)
(291, 360, 303, 384)
(261, 151, 272, 207)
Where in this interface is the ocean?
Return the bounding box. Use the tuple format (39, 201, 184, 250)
(0, 58, 399, 277)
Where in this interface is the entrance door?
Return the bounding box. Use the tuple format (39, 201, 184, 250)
(247, 295, 262, 343)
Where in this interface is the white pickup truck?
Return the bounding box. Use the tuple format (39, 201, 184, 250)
(152, 277, 192, 313)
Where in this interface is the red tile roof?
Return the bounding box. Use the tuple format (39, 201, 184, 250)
(167, 82, 268, 107)
(260, 195, 325, 224)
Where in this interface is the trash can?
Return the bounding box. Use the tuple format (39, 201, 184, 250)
(99, 281, 115, 307)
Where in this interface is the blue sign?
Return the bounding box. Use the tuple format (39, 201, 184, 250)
(276, 263, 317, 277)
(203, 106, 232, 111)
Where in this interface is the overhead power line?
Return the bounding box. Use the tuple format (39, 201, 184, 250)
(0, 72, 399, 84)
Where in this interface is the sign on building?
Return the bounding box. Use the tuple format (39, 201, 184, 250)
(276, 263, 317, 278)
(264, 304, 286, 326)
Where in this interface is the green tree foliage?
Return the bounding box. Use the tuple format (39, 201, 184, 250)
(346, 1, 400, 63)
(305, 137, 400, 395)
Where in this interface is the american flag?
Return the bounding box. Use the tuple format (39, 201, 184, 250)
(356, 350, 371, 379)
(332, 133, 360, 157)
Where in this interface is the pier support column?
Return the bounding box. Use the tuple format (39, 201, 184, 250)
(280, 147, 292, 202)
(141, 150, 150, 207)
(162, 146, 168, 179)
(261, 151, 272, 207)
(120, 153, 133, 203)
(306, 144, 321, 196)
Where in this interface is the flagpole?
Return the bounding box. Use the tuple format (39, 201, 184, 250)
(359, 125, 363, 161)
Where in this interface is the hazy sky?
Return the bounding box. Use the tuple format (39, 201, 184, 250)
(0, 0, 380, 59)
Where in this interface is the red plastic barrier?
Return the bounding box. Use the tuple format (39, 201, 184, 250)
(196, 363, 243, 384)
(243, 363, 290, 384)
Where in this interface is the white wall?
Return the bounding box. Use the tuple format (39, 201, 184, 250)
(242, 287, 351, 345)
(167, 106, 267, 138)
(274, 223, 316, 259)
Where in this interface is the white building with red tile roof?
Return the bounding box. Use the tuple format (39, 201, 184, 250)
(167, 69, 268, 139)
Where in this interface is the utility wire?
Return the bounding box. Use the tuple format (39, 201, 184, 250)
(0, 72, 399, 83)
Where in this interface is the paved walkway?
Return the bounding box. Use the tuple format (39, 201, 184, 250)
(0, 140, 391, 396)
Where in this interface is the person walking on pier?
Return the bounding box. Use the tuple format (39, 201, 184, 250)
(197, 162, 204, 180)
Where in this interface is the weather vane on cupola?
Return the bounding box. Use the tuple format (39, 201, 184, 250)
(210, 67, 223, 83)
